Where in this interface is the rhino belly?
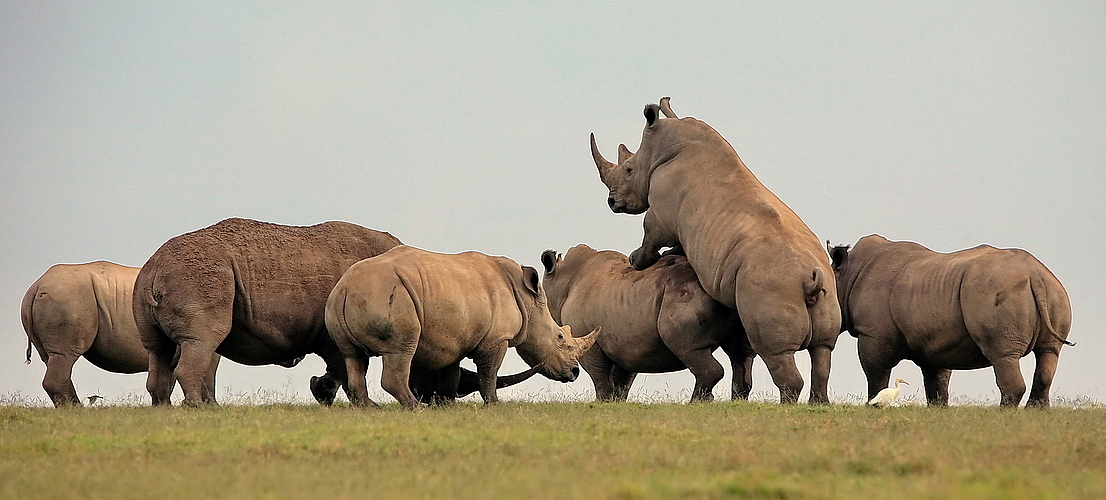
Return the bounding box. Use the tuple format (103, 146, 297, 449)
(215, 326, 319, 366)
(908, 334, 991, 370)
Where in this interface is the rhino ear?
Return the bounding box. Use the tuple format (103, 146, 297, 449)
(540, 250, 558, 275)
(644, 104, 660, 127)
(522, 266, 541, 295)
(829, 244, 850, 272)
(617, 144, 633, 165)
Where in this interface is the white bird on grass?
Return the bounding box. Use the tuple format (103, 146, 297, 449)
(867, 378, 909, 407)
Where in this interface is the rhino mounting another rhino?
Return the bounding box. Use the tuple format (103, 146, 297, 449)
(21, 261, 219, 406)
(325, 245, 599, 409)
(592, 98, 842, 403)
(829, 234, 1073, 407)
(133, 218, 401, 406)
(541, 245, 753, 402)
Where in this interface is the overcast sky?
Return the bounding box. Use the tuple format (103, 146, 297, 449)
(2, 2, 1103, 406)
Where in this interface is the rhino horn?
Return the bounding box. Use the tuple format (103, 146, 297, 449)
(591, 133, 616, 184)
(496, 363, 544, 389)
(570, 325, 601, 355)
(659, 96, 677, 118)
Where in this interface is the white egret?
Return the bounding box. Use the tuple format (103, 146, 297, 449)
(867, 378, 909, 407)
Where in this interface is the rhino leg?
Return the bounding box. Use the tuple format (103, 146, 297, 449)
(678, 347, 723, 403)
(342, 351, 380, 408)
(629, 211, 676, 271)
(992, 356, 1027, 407)
(146, 344, 176, 406)
(429, 363, 462, 406)
(380, 351, 421, 409)
(43, 353, 81, 407)
(1026, 348, 1059, 407)
(471, 340, 509, 405)
(609, 366, 636, 402)
(578, 347, 619, 401)
(921, 367, 951, 406)
(807, 345, 832, 404)
(174, 340, 221, 407)
(720, 341, 754, 400)
(762, 352, 804, 404)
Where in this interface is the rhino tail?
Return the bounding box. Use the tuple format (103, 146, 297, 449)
(1030, 275, 1074, 347)
(803, 267, 827, 308)
(20, 285, 40, 365)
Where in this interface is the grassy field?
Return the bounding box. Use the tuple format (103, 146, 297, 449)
(1, 400, 1103, 500)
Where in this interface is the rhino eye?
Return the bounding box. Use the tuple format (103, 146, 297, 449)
(557, 333, 564, 340)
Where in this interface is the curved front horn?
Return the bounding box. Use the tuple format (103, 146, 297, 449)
(496, 363, 543, 388)
(659, 96, 677, 118)
(591, 133, 615, 183)
(572, 326, 601, 354)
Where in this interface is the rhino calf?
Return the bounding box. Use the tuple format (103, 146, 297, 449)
(541, 245, 753, 402)
(325, 245, 599, 409)
(21, 262, 218, 406)
(830, 234, 1073, 407)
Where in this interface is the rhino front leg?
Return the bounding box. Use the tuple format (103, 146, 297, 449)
(1027, 348, 1059, 407)
(609, 366, 637, 402)
(921, 366, 951, 406)
(42, 353, 81, 407)
(472, 340, 509, 405)
(629, 211, 677, 270)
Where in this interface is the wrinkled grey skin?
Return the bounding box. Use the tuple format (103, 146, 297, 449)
(21, 262, 219, 407)
(541, 245, 753, 402)
(325, 245, 600, 409)
(830, 234, 1073, 407)
(592, 98, 842, 403)
(134, 218, 401, 406)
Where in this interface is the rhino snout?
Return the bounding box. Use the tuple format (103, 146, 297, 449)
(570, 366, 580, 381)
(607, 196, 621, 212)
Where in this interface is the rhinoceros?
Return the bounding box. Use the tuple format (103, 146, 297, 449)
(540, 245, 752, 402)
(409, 364, 542, 406)
(325, 245, 600, 409)
(829, 234, 1073, 407)
(21, 261, 219, 406)
(592, 98, 842, 403)
(133, 218, 401, 406)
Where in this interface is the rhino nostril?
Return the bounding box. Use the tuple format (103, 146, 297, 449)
(607, 197, 617, 209)
(570, 366, 580, 380)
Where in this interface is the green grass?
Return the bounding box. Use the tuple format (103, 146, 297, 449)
(1, 401, 1103, 499)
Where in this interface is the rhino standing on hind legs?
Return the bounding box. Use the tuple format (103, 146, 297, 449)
(592, 97, 842, 404)
(829, 234, 1073, 407)
(325, 245, 600, 409)
(21, 261, 219, 406)
(133, 218, 402, 406)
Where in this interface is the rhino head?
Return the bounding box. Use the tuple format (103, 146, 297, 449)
(512, 265, 600, 382)
(592, 97, 680, 215)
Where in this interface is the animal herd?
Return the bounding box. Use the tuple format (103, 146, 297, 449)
(20, 98, 1073, 409)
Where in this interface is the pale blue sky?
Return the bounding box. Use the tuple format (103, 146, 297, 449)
(2, 2, 1103, 404)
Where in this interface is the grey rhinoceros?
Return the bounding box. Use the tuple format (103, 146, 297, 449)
(133, 218, 401, 406)
(21, 261, 219, 407)
(592, 98, 842, 403)
(829, 234, 1073, 407)
(540, 245, 752, 402)
(325, 245, 600, 409)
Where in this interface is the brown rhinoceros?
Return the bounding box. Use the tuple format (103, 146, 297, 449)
(133, 218, 401, 406)
(21, 261, 219, 406)
(540, 245, 752, 402)
(829, 234, 1073, 407)
(325, 245, 600, 409)
(592, 98, 842, 403)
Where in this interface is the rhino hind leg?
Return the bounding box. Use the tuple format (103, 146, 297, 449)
(807, 345, 832, 404)
(921, 367, 952, 406)
(1026, 349, 1059, 408)
(43, 353, 81, 407)
(380, 351, 421, 409)
(678, 347, 724, 403)
(991, 356, 1027, 407)
(720, 342, 755, 401)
